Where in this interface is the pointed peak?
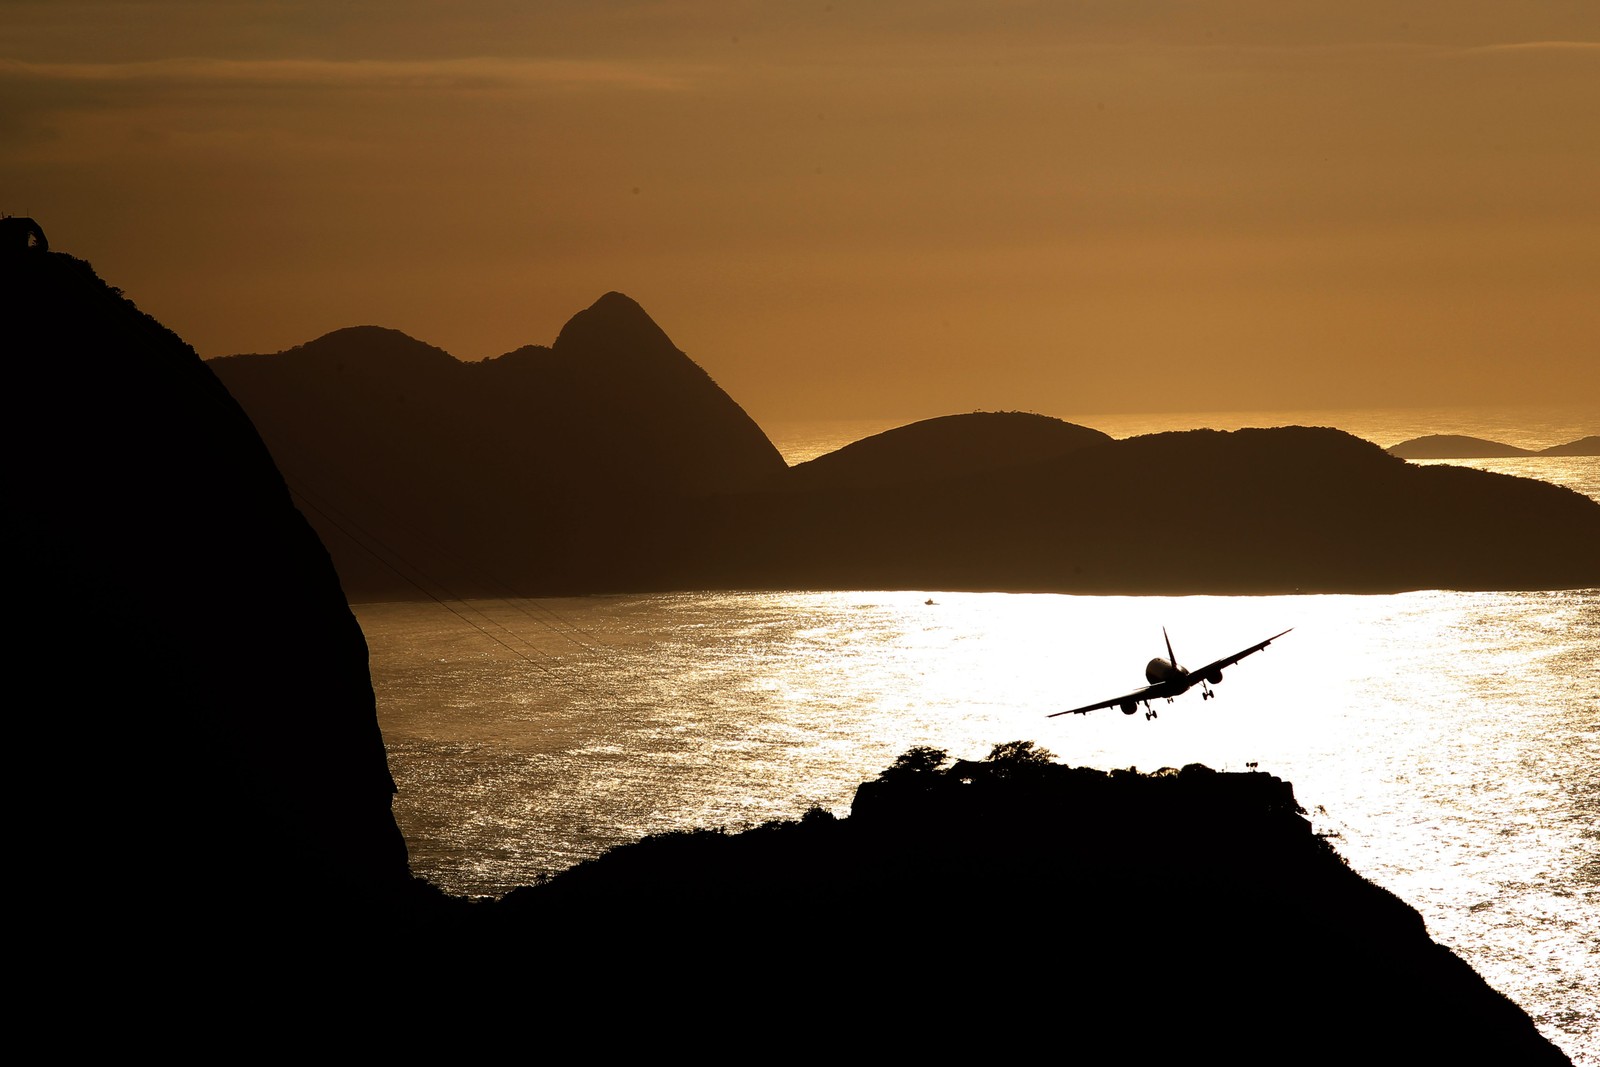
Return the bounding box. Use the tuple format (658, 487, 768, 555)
(553, 291, 678, 356)
(590, 291, 647, 315)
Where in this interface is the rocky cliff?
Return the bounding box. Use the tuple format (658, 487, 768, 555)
(5, 248, 412, 945)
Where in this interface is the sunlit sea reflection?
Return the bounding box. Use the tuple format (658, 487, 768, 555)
(361, 588, 1598, 1062)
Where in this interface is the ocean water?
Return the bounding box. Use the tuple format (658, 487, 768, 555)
(363, 589, 1598, 1060)
(359, 405, 1597, 1062)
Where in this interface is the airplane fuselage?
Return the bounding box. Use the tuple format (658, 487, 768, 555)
(1146, 658, 1185, 686)
(1138, 656, 1228, 711)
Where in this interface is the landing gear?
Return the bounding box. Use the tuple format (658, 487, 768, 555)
(1201, 682, 1214, 700)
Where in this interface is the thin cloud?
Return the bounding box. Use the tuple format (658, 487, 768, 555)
(1458, 40, 1600, 53)
(0, 56, 695, 93)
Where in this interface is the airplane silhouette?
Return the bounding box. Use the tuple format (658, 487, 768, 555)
(1050, 627, 1292, 721)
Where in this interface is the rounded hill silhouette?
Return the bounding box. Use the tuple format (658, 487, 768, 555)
(1388, 434, 1535, 458)
(1388, 433, 1599, 458)
(789, 410, 1112, 490)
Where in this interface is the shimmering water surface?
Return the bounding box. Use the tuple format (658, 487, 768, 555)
(362, 589, 1599, 1061)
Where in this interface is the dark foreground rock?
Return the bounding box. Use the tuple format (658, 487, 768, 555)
(6, 248, 412, 944)
(406, 748, 1569, 1062)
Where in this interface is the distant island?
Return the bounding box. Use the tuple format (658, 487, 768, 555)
(2, 244, 1575, 1059)
(1387, 433, 1600, 459)
(204, 292, 1600, 600)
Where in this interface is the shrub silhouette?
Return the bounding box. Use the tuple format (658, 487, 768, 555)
(876, 744, 949, 783)
(983, 739, 1055, 769)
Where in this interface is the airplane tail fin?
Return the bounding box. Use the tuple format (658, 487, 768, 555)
(1163, 626, 1176, 668)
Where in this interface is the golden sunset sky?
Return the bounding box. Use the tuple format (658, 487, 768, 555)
(5, 2, 1597, 424)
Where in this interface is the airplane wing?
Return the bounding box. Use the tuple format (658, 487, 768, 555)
(1048, 628, 1292, 718)
(1190, 628, 1293, 681)
(1048, 681, 1167, 717)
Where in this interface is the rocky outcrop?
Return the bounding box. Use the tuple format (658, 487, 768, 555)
(1, 214, 48, 253)
(465, 749, 1569, 1061)
(5, 250, 411, 943)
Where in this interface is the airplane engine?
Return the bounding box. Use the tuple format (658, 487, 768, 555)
(1206, 669, 1223, 685)
(1120, 700, 1138, 715)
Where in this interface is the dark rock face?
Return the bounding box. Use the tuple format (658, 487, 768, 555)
(5, 251, 410, 938)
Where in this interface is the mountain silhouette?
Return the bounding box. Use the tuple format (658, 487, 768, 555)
(211, 293, 786, 597)
(693, 425, 1600, 593)
(209, 299, 1600, 599)
(483, 291, 785, 495)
